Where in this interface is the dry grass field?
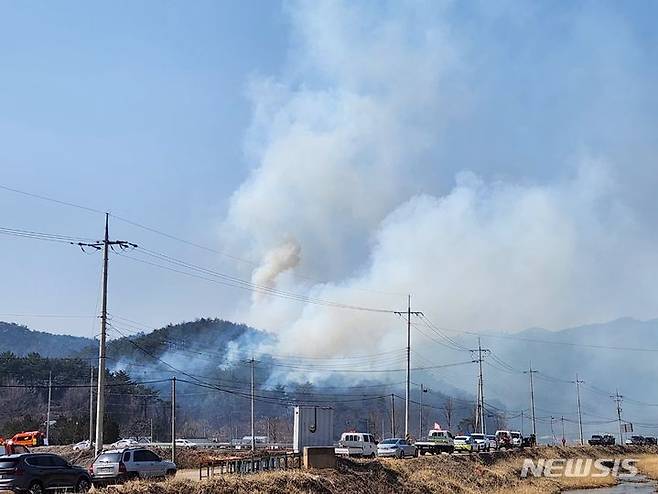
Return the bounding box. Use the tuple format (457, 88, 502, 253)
(93, 445, 658, 494)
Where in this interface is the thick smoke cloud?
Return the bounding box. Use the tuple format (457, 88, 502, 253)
(222, 0, 658, 360)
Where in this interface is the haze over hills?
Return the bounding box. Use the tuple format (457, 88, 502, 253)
(3, 316, 658, 441)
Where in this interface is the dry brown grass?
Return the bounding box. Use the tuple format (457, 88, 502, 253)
(95, 445, 658, 494)
(636, 454, 658, 480)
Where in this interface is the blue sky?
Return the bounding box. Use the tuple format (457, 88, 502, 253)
(1, 0, 658, 343)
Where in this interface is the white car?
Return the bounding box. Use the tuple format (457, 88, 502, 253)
(73, 439, 93, 451)
(469, 433, 489, 452)
(510, 431, 523, 447)
(175, 439, 197, 449)
(377, 438, 417, 458)
(90, 447, 176, 486)
(335, 432, 377, 457)
(110, 438, 139, 449)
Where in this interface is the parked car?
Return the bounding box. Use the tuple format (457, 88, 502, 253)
(495, 430, 512, 449)
(377, 438, 416, 458)
(454, 435, 472, 452)
(469, 433, 489, 452)
(486, 434, 499, 450)
(589, 434, 604, 445)
(510, 431, 523, 448)
(625, 435, 645, 445)
(0, 453, 92, 493)
(522, 434, 536, 447)
(601, 434, 616, 445)
(90, 447, 177, 486)
(175, 439, 197, 449)
(335, 432, 377, 458)
(73, 440, 93, 451)
(110, 438, 139, 449)
(414, 429, 455, 455)
(645, 436, 657, 445)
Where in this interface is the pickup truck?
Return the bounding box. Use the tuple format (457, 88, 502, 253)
(414, 429, 455, 455)
(334, 432, 377, 458)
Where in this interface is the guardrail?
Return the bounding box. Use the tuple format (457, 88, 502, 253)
(198, 452, 301, 479)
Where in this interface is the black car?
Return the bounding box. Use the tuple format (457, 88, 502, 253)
(645, 436, 657, 445)
(588, 434, 603, 445)
(0, 453, 91, 493)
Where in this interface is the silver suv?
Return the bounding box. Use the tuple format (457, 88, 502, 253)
(90, 448, 176, 486)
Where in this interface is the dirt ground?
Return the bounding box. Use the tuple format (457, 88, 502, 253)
(87, 445, 658, 494)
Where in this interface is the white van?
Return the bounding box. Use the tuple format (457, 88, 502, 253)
(334, 432, 377, 457)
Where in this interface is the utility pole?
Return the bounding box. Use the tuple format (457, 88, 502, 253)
(89, 367, 94, 444)
(394, 296, 423, 440)
(520, 410, 524, 436)
(561, 416, 565, 445)
(471, 338, 490, 434)
(251, 358, 255, 453)
(419, 384, 428, 438)
(77, 213, 137, 457)
(575, 375, 584, 445)
(171, 377, 176, 463)
(46, 371, 52, 445)
(524, 363, 538, 437)
(390, 394, 396, 437)
(611, 390, 624, 445)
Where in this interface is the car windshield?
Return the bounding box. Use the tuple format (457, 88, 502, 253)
(96, 452, 121, 463)
(511, 432, 521, 438)
(471, 434, 484, 439)
(380, 439, 398, 444)
(455, 436, 469, 440)
(592, 435, 601, 438)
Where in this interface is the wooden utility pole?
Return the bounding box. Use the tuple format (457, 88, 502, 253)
(575, 375, 584, 445)
(394, 296, 422, 440)
(171, 377, 176, 463)
(524, 364, 538, 437)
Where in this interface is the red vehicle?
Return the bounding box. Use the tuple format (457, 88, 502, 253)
(0, 436, 30, 455)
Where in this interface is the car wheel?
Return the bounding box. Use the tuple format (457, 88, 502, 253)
(166, 469, 177, 478)
(76, 477, 92, 492)
(28, 481, 44, 494)
(396, 450, 403, 459)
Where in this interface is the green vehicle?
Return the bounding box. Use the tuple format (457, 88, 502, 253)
(414, 429, 455, 455)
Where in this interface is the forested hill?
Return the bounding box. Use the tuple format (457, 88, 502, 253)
(0, 322, 94, 357)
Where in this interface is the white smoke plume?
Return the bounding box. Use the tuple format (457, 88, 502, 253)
(251, 238, 301, 302)
(222, 1, 658, 362)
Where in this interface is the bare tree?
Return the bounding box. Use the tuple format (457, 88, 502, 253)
(442, 398, 454, 430)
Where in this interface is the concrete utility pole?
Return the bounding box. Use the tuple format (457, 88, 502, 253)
(471, 338, 490, 434)
(89, 367, 94, 444)
(524, 364, 538, 437)
(394, 296, 423, 440)
(520, 410, 524, 436)
(419, 384, 428, 438)
(611, 390, 624, 445)
(250, 357, 255, 453)
(171, 377, 176, 463)
(95, 214, 110, 456)
(78, 213, 137, 457)
(46, 371, 52, 445)
(575, 375, 584, 445)
(390, 394, 396, 438)
(561, 416, 565, 444)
